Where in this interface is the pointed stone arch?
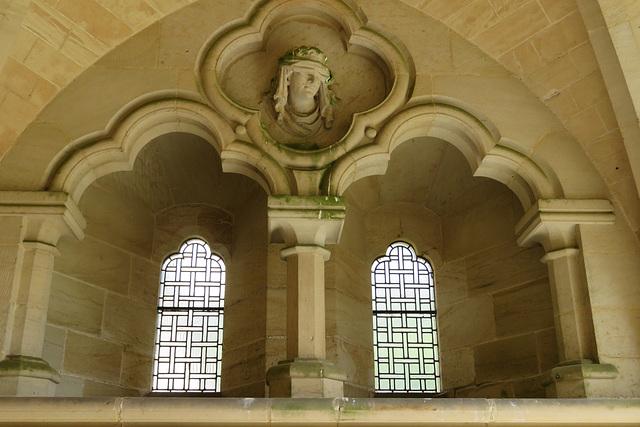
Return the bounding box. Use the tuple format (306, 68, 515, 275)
(323, 98, 564, 211)
(46, 94, 291, 203)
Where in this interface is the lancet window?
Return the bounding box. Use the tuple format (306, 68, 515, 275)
(152, 238, 225, 393)
(372, 241, 441, 394)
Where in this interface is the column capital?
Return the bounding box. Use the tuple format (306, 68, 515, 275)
(268, 195, 346, 247)
(516, 199, 614, 252)
(0, 191, 86, 246)
(280, 245, 331, 261)
(540, 247, 580, 264)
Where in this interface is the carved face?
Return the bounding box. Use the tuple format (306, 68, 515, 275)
(289, 71, 322, 102)
(271, 48, 335, 135)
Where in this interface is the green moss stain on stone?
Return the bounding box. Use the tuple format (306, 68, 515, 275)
(0, 355, 60, 382)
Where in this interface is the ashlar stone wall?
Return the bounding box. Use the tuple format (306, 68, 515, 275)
(221, 193, 268, 397)
(337, 137, 556, 398)
(42, 134, 268, 397)
(440, 180, 555, 398)
(579, 216, 640, 397)
(325, 204, 373, 397)
(44, 177, 159, 397)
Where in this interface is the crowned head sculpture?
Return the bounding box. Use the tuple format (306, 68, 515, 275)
(273, 46, 335, 137)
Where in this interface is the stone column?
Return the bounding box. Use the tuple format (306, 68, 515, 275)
(265, 196, 347, 397)
(516, 199, 618, 398)
(0, 192, 85, 396)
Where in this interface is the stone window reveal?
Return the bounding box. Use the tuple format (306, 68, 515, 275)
(152, 238, 225, 393)
(372, 242, 441, 394)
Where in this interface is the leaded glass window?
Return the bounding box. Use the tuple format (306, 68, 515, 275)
(152, 238, 225, 393)
(372, 241, 441, 394)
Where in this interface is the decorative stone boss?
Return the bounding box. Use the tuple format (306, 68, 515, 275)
(272, 46, 335, 137)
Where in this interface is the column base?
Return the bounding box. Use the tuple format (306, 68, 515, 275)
(542, 359, 618, 398)
(0, 355, 60, 396)
(266, 358, 347, 398)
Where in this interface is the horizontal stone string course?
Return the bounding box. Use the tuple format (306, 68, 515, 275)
(0, 397, 639, 425)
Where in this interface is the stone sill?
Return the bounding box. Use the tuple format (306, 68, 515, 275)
(0, 398, 639, 425)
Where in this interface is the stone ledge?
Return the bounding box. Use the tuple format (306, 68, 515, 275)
(0, 398, 639, 425)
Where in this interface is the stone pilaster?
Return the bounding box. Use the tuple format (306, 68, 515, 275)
(265, 196, 347, 397)
(0, 192, 85, 396)
(516, 199, 617, 397)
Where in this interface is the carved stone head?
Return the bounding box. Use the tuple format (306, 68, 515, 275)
(273, 46, 335, 136)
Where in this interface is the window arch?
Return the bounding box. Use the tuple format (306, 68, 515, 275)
(152, 238, 225, 393)
(372, 241, 441, 394)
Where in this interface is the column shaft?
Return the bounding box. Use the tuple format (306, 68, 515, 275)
(285, 247, 328, 359)
(542, 248, 596, 362)
(9, 242, 59, 357)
